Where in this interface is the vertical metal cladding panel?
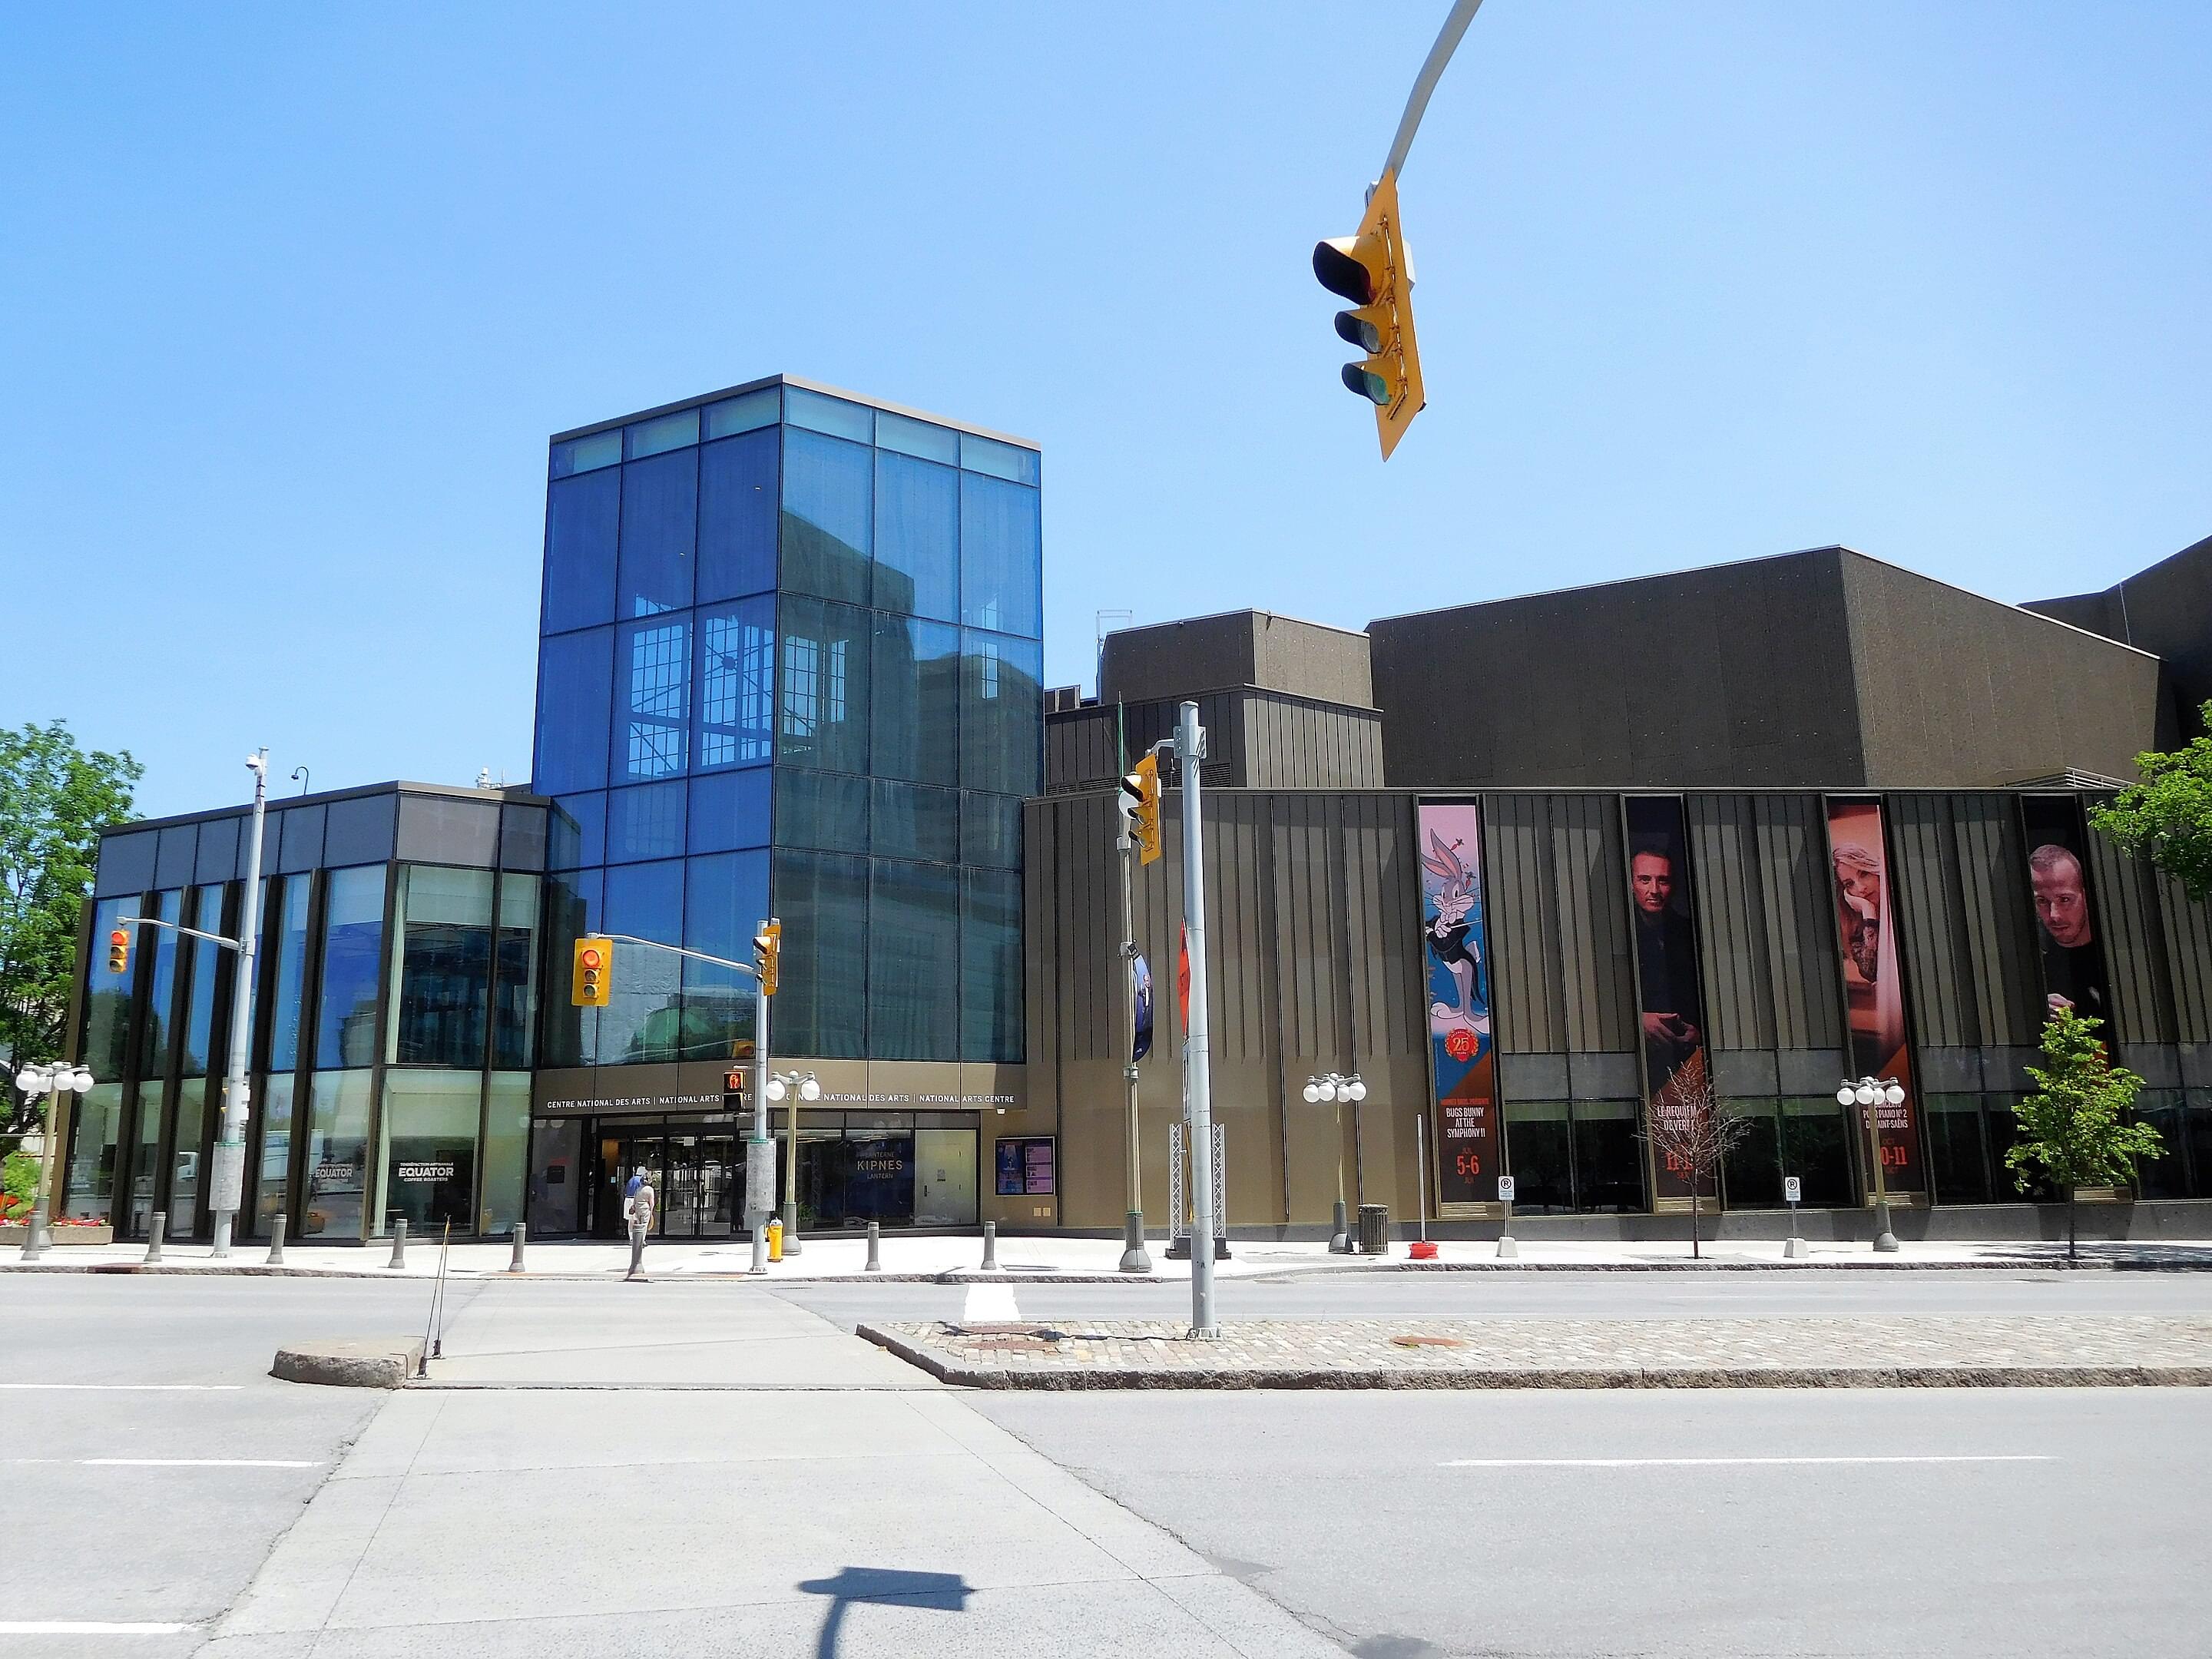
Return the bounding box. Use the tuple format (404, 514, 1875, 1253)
(1482, 794, 1565, 1055)
(1686, 795, 1776, 1051)
(1271, 795, 1339, 1063)
(2085, 821, 2178, 1046)
(1757, 794, 1844, 1052)
(1023, 800, 1060, 1114)
(1887, 795, 1976, 1048)
(1071, 792, 1118, 1063)
(1346, 793, 1426, 1061)
(1950, 794, 2041, 1050)
(1552, 795, 1637, 1053)
(2159, 874, 2212, 1046)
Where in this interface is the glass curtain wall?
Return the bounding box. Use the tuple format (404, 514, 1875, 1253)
(1501, 1100, 1646, 1213)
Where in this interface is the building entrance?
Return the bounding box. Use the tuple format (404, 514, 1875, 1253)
(591, 1126, 740, 1239)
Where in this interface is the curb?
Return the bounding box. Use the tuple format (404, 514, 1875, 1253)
(0, 1260, 1167, 1286)
(271, 1336, 425, 1388)
(853, 1324, 2212, 1391)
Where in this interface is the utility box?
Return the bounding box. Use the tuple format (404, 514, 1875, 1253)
(1357, 1204, 1390, 1256)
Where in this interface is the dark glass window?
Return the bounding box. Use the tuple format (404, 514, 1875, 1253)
(873, 614, 960, 786)
(873, 780, 959, 865)
(156, 825, 197, 889)
(391, 866, 494, 1068)
(607, 780, 687, 863)
(698, 430, 778, 602)
(962, 867, 1023, 1062)
(680, 850, 769, 1062)
(961, 432, 1039, 485)
(181, 885, 227, 1075)
(326, 795, 399, 866)
(1924, 1093, 1991, 1204)
(533, 628, 614, 795)
(82, 896, 140, 1082)
(540, 870, 601, 1070)
(1719, 1101, 1783, 1206)
(1780, 1098, 1853, 1207)
(2132, 1091, 2187, 1199)
(263, 875, 311, 1073)
(1571, 1102, 1646, 1212)
(706, 388, 777, 439)
(377, 1071, 480, 1234)
(876, 411, 959, 465)
(315, 867, 386, 1070)
(962, 793, 1022, 871)
(771, 849, 868, 1059)
(626, 408, 698, 459)
(140, 890, 182, 1074)
(601, 860, 684, 1065)
(1502, 1102, 1574, 1212)
(959, 630, 1042, 796)
(492, 873, 539, 1071)
(548, 793, 607, 870)
(688, 769, 771, 855)
(874, 452, 959, 621)
(550, 430, 620, 478)
(277, 805, 325, 874)
(777, 597, 871, 773)
(960, 474, 1041, 637)
(869, 859, 959, 1061)
(541, 469, 620, 634)
(785, 386, 873, 442)
(195, 816, 240, 885)
(781, 429, 872, 605)
(695, 597, 776, 770)
(775, 769, 870, 855)
(613, 615, 690, 781)
(616, 450, 697, 618)
(303, 1071, 372, 1239)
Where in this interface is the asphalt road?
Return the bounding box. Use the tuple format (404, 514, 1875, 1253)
(974, 1386, 2212, 1659)
(771, 1265, 2212, 1331)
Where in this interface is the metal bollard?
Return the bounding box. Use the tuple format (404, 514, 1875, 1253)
(144, 1211, 166, 1266)
(865, 1220, 881, 1272)
(266, 1213, 286, 1266)
(386, 1217, 407, 1270)
(508, 1222, 527, 1273)
(981, 1220, 998, 1272)
(1329, 1199, 1352, 1254)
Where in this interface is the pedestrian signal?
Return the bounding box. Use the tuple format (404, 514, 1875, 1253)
(571, 936, 612, 1006)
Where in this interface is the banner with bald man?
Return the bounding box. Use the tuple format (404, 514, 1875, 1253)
(1823, 799, 1925, 1197)
(1622, 796, 1711, 1204)
(2021, 796, 2111, 1032)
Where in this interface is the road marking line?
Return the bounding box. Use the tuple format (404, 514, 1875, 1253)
(1, 1458, 324, 1469)
(963, 1283, 1020, 1323)
(0, 1382, 243, 1391)
(1443, 1455, 2053, 1468)
(0, 1622, 197, 1634)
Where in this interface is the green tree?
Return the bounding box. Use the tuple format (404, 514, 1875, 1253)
(0, 722, 141, 1127)
(2090, 700, 2212, 900)
(2005, 1005, 2160, 1261)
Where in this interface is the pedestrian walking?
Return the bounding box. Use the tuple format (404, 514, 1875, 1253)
(624, 1168, 656, 1280)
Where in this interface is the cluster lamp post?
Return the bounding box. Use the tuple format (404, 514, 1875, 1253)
(766, 1069, 822, 1255)
(1838, 1075, 1906, 1253)
(13, 1061, 95, 1259)
(1302, 1071, 1368, 1251)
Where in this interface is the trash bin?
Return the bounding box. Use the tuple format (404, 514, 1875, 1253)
(1356, 1204, 1390, 1255)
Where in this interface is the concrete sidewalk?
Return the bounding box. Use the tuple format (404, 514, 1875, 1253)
(12, 1232, 2212, 1282)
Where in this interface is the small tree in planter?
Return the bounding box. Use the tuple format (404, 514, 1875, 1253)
(1638, 1075, 1756, 1259)
(2007, 1005, 2159, 1262)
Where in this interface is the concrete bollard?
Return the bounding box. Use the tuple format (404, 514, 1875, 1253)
(1329, 1199, 1352, 1254)
(981, 1220, 998, 1272)
(386, 1217, 407, 1270)
(865, 1220, 881, 1273)
(508, 1222, 527, 1273)
(144, 1211, 166, 1266)
(266, 1213, 286, 1266)
(1783, 1236, 1810, 1259)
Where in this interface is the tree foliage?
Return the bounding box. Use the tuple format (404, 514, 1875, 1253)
(2007, 1005, 2159, 1259)
(0, 721, 141, 1102)
(2090, 702, 2212, 901)
(1637, 1074, 1756, 1259)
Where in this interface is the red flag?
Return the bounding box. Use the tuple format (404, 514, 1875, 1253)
(1177, 922, 1190, 1035)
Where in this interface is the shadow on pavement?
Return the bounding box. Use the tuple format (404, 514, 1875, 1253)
(797, 1567, 972, 1657)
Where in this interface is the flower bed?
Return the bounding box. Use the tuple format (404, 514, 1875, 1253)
(1, 1219, 115, 1247)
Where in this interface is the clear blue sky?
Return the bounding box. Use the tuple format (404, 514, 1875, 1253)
(5, 4, 2207, 820)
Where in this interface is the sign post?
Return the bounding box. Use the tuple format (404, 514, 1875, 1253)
(1495, 1174, 1518, 1260)
(1783, 1174, 1807, 1258)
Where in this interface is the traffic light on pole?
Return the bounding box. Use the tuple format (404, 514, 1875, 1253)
(1122, 753, 1161, 866)
(571, 936, 612, 1007)
(106, 927, 131, 975)
(1313, 168, 1425, 459)
(753, 919, 781, 997)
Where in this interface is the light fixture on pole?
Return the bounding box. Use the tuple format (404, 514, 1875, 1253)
(1303, 1071, 1367, 1253)
(14, 1061, 94, 1260)
(1836, 1075, 1905, 1253)
(763, 1070, 821, 1255)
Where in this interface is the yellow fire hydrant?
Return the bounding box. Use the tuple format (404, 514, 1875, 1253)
(767, 1219, 783, 1262)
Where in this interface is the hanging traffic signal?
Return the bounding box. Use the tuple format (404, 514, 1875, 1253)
(753, 919, 781, 998)
(571, 936, 612, 1006)
(106, 926, 131, 976)
(1121, 754, 1162, 866)
(1313, 168, 1425, 459)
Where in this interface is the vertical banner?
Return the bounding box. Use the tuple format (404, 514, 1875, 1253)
(1622, 796, 1711, 1202)
(1419, 802, 1497, 1208)
(2020, 796, 2111, 1031)
(1823, 799, 1925, 1194)
(1131, 952, 1154, 1064)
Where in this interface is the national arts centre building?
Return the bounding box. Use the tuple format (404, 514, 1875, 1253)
(49, 376, 2212, 1244)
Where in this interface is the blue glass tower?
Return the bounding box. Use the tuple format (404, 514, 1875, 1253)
(530, 377, 1041, 1075)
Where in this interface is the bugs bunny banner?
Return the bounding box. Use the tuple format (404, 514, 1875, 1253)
(1419, 802, 1498, 1208)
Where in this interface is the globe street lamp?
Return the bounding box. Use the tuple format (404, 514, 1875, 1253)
(1303, 1071, 1368, 1252)
(14, 1061, 94, 1260)
(763, 1071, 821, 1255)
(1836, 1075, 1906, 1253)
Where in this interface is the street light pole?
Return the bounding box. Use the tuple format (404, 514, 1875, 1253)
(1303, 1072, 1368, 1252)
(15, 1061, 94, 1260)
(1118, 807, 1151, 1273)
(1839, 1075, 1903, 1253)
(750, 924, 774, 1276)
(210, 750, 268, 1259)
(1176, 701, 1219, 1337)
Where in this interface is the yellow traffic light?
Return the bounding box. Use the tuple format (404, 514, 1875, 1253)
(1121, 754, 1162, 866)
(1313, 168, 1425, 459)
(753, 919, 781, 998)
(571, 936, 612, 1007)
(106, 926, 131, 976)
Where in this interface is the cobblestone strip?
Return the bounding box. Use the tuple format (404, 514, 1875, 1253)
(857, 1315, 2212, 1391)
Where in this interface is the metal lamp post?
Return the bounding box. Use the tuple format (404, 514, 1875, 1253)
(1302, 1071, 1367, 1252)
(15, 1061, 94, 1260)
(764, 1070, 821, 1254)
(210, 750, 270, 1259)
(1838, 1075, 1905, 1253)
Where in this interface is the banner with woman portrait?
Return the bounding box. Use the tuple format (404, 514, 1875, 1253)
(1823, 799, 1924, 1194)
(1418, 802, 1497, 1209)
(1622, 796, 1711, 1202)
(2020, 795, 2112, 1035)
